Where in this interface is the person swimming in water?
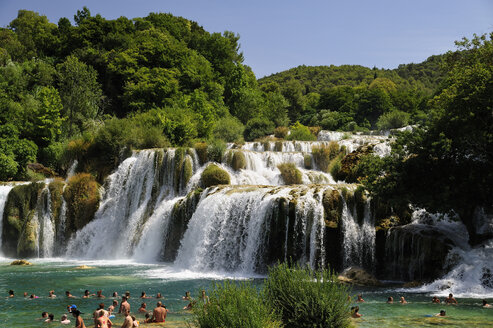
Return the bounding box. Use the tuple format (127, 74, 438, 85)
(351, 306, 362, 318)
(66, 291, 76, 298)
(182, 291, 191, 300)
(356, 294, 365, 303)
(444, 293, 458, 305)
(48, 290, 56, 298)
(96, 290, 105, 299)
(386, 296, 393, 304)
(432, 296, 441, 304)
(83, 290, 95, 298)
(400, 296, 408, 304)
(8, 290, 14, 298)
(140, 291, 151, 299)
(155, 292, 163, 299)
(108, 300, 118, 315)
(45, 313, 55, 323)
(60, 314, 71, 325)
(482, 299, 492, 308)
(435, 310, 446, 317)
(138, 302, 147, 313)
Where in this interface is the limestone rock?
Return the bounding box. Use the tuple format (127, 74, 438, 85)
(338, 267, 381, 286)
(10, 259, 32, 265)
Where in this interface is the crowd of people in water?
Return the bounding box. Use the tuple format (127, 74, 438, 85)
(6, 288, 493, 326)
(7, 288, 210, 327)
(350, 293, 492, 319)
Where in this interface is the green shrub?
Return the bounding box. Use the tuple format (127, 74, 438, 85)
(0, 153, 18, 181)
(194, 142, 208, 165)
(201, 164, 230, 188)
(191, 281, 282, 328)
(63, 173, 100, 231)
(287, 121, 316, 141)
(264, 263, 351, 328)
(231, 151, 247, 171)
(303, 155, 312, 169)
(213, 116, 245, 143)
(329, 155, 343, 179)
(207, 139, 226, 163)
(312, 142, 341, 172)
(39, 141, 66, 172)
(274, 126, 289, 139)
(376, 110, 410, 130)
(277, 163, 302, 185)
(274, 141, 283, 152)
(244, 117, 275, 141)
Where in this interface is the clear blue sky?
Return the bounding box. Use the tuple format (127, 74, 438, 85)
(1, 0, 492, 77)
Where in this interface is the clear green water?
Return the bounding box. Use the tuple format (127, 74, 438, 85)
(1, 259, 492, 327)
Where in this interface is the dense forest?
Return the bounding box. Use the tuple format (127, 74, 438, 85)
(0, 8, 491, 219)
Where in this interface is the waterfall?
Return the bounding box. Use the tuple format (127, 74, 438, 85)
(65, 149, 188, 259)
(341, 196, 375, 271)
(0, 185, 14, 256)
(174, 186, 329, 274)
(33, 185, 56, 257)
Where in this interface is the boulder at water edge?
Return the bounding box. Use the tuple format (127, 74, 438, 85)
(338, 266, 381, 286)
(10, 259, 32, 265)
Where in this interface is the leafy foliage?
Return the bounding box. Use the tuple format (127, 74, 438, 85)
(277, 163, 302, 184)
(264, 262, 351, 328)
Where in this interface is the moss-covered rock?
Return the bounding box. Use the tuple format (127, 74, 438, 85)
(312, 142, 341, 172)
(303, 155, 312, 169)
(338, 267, 381, 286)
(274, 141, 283, 152)
(182, 156, 193, 187)
(10, 259, 32, 265)
(27, 163, 58, 178)
(354, 186, 367, 224)
(63, 173, 100, 231)
(277, 163, 302, 185)
(48, 179, 65, 229)
(200, 164, 230, 188)
(2, 183, 45, 257)
(322, 189, 343, 228)
(194, 142, 208, 165)
(231, 151, 247, 171)
(334, 145, 373, 182)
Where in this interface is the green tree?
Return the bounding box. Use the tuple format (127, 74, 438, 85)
(57, 55, 103, 137)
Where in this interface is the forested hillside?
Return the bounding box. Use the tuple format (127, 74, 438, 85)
(0, 8, 491, 218)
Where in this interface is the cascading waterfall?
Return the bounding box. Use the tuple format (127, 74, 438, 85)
(341, 196, 375, 270)
(33, 185, 56, 257)
(174, 185, 329, 273)
(0, 185, 15, 256)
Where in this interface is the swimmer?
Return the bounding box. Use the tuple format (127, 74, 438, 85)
(119, 296, 130, 314)
(144, 313, 152, 323)
(183, 300, 193, 311)
(83, 289, 95, 298)
(400, 296, 408, 304)
(140, 291, 151, 299)
(66, 291, 76, 298)
(112, 291, 118, 298)
(8, 290, 14, 298)
(30, 294, 38, 299)
(356, 294, 365, 303)
(435, 310, 446, 317)
(200, 290, 209, 304)
(45, 313, 55, 323)
(351, 306, 362, 318)
(97, 290, 105, 299)
(108, 300, 118, 314)
(182, 291, 191, 301)
(72, 309, 86, 328)
(156, 292, 163, 299)
(386, 296, 393, 304)
(125, 291, 131, 299)
(23, 292, 28, 297)
(151, 301, 167, 323)
(37, 312, 49, 321)
(95, 308, 112, 328)
(138, 302, 147, 313)
(60, 314, 71, 325)
(432, 296, 441, 304)
(482, 299, 492, 308)
(121, 309, 133, 328)
(444, 293, 458, 305)
(48, 290, 56, 298)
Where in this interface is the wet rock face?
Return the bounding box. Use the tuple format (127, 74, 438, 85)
(338, 266, 381, 286)
(384, 224, 455, 282)
(2, 183, 45, 257)
(472, 206, 493, 242)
